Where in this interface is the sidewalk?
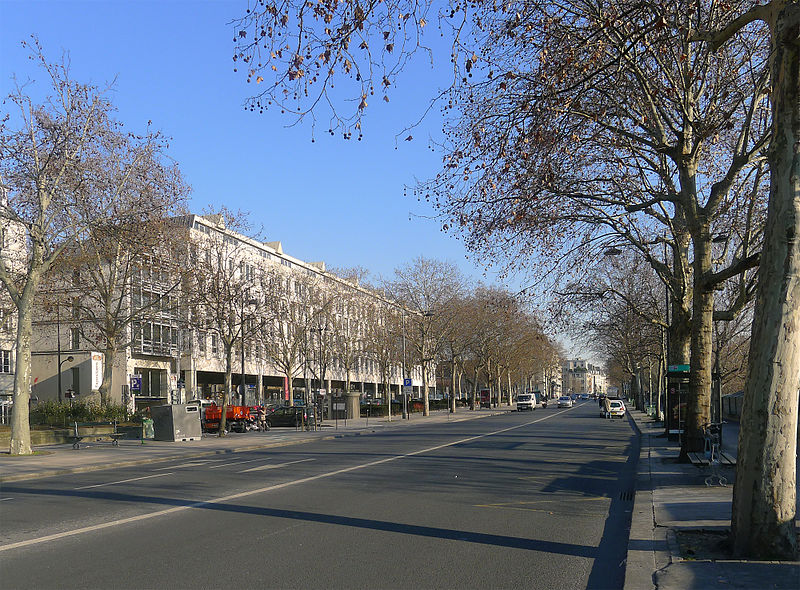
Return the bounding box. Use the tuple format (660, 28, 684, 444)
(624, 409, 800, 590)
(0, 407, 506, 483)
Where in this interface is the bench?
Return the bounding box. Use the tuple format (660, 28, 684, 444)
(688, 451, 736, 467)
(68, 421, 125, 450)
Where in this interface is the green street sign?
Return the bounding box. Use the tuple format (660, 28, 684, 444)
(668, 364, 690, 372)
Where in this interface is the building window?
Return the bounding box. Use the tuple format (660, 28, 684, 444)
(70, 328, 80, 351)
(0, 350, 11, 373)
(198, 331, 207, 357)
(211, 333, 219, 355)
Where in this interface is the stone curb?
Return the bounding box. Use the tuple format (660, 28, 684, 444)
(624, 411, 669, 590)
(0, 410, 505, 483)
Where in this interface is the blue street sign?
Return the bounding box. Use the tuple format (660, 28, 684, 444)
(130, 374, 142, 392)
(403, 378, 412, 387)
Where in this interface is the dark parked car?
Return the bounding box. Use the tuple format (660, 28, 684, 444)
(265, 406, 315, 428)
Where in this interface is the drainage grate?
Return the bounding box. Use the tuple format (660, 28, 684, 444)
(619, 490, 635, 501)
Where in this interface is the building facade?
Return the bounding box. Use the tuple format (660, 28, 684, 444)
(562, 359, 607, 395)
(28, 213, 432, 416)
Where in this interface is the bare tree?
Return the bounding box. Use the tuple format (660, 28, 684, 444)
(44, 185, 188, 406)
(424, 1, 767, 458)
(183, 210, 258, 435)
(693, 0, 800, 559)
(362, 297, 403, 418)
(0, 42, 185, 453)
(389, 257, 465, 416)
(258, 266, 314, 408)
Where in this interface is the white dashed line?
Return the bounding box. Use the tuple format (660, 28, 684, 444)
(154, 461, 210, 470)
(74, 473, 174, 490)
(239, 458, 315, 473)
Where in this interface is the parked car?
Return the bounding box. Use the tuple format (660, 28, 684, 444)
(557, 395, 573, 408)
(604, 398, 626, 419)
(516, 392, 537, 412)
(579, 393, 590, 400)
(265, 406, 315, 428)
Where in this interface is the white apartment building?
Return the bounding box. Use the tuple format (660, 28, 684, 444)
(562, 359, 606, 395)
(28, 213, 431, 417)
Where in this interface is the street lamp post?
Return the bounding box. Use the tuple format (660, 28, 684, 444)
(402, 310, 408, 419)
(315, 325, 325, 423)
(56, 303, 63, 403)
(59, 354, 74, 403)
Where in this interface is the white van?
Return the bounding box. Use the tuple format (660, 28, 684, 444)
(516, 392, 537, 412)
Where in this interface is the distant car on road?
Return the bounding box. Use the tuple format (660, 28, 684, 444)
(558, 395, 573, 408)
(579, 393, 590, 400)
(516, 392, 536, 412)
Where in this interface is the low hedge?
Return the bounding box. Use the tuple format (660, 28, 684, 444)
(30, 400, 130, 427)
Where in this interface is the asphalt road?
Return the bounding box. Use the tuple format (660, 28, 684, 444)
(0, 402, 639, 589)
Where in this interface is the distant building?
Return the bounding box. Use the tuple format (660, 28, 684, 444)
(562, 359, 606, 395)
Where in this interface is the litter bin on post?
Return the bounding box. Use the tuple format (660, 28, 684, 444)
(151, 404, 202, 442)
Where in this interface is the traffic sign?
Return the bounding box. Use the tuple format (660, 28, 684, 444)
(130, 374, 142, 392)
(318, 389, 327, 396)
(403, 378, 412, 387)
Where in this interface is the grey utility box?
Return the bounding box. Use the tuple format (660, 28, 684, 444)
(151, 404, 202, 442)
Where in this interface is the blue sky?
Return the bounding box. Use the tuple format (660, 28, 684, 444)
(0, 0, 517, 291)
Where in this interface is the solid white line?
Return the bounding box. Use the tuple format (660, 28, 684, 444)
(0, 498, 13, 502)
(1, 412, 560, 552)
(239, 458, 315, 473)
(73, 473, 174, 490)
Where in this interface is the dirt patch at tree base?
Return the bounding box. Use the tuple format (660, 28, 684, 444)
(676, 529, 800, 561)
(676, 530, 732, 560)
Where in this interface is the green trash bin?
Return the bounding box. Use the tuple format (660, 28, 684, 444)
(141, 418, 154, 440)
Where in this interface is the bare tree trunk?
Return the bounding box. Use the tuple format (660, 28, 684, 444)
(422, 362, 430, 416)
(732, 2, 800, 559)
(219, 348, 233, 436)
(9, 293, 34, 455)
(683, 232, 715, 458)
(470, 367, 479, 410)
(450, 358, 457, 413)
(98, 343, 117, 407)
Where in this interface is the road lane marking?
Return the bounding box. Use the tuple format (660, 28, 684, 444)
(73, 473, 174, 490)
(1, 412, 561, 552)
(154, 462, 209, 470)
(0, 498, 12, 502)
(208, 457, 273, 469)
(239, 458, 315, 473)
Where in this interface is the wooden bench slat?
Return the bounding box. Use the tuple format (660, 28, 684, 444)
(688, 452, 710, 466)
